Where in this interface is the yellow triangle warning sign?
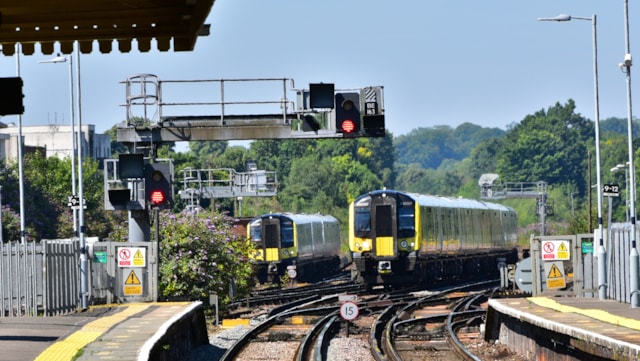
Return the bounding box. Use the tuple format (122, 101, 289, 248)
(558, 242, 568, 252)
(125, 270, 141, 285)
(547, 263, 563, 279)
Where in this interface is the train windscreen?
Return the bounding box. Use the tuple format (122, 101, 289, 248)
(249, 219, 262, 243)
(397, 196, 415, 238)
(354, 197, 372, 237)
(281, 219, 294, 248)
(355, 207, 371, 231)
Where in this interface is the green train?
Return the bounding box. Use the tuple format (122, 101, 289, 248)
(349, 189, 519, 287)
(248, 213, 342, 283)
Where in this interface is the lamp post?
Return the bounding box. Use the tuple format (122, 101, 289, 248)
(38, 43, 88, 310)
(621, 0, 639, 308)
(538, 14, 607, 300)
(75, 41, 89, 310)
(14, 44, 26, 245)
(38, 53, 78, 238)
(611, 163, 629, 222)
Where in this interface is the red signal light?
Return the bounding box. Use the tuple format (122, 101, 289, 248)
(341, 119, 357, 133)
(150, 190, 166, 205)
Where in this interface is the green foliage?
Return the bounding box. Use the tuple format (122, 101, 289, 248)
(0, 152, 120, 241)
(156, 209, 255, 306)
(496, 100, 593, 196)
(395, 123, 505, 169)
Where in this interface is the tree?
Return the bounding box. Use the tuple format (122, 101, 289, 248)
(0, 152, 121, 241)
(496, 100, 593, 196)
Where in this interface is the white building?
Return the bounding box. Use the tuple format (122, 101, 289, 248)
(0, 122, 111, 161)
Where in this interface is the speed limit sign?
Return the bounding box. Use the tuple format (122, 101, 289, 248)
(340, 301, 359, 321)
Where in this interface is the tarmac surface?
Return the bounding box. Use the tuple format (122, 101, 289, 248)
(0, 302, 197, 361)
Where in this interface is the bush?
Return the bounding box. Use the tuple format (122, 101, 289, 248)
(157, 209, 255, 309)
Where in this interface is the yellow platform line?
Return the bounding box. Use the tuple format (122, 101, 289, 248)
(528, 297, 640, 331)
(34, 304, 151, 361)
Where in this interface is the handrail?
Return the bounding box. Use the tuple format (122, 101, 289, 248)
(121, 75, 295, 126)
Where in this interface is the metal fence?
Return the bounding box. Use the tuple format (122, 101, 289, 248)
(530, 224, 640, 303)
(0, 239, 79, 317)
(0, 238, 159, 318)
(607, 223, 635, 303)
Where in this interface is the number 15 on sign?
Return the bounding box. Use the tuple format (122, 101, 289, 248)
(340, 301, 359, 321)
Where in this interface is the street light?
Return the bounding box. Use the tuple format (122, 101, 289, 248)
(611, 163, 629, 222)
(39, 44, 88, 310)
(538, 13, 607, 300)
(621, 0, 638, 308)
(38, 53, 78, 238)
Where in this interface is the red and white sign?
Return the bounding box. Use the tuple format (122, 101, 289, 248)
(117, 247, 147, 267)
(340, 301, 359, 321)
(542, 241, 570, 260)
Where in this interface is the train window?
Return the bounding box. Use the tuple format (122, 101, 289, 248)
(355, 206, 371, 234)
(281, 221, 294, 248)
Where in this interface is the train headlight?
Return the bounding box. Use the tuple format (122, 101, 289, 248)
(363, 241, 370, 249)
(283, 249, 289, 256)
(400, 240, 408, 249)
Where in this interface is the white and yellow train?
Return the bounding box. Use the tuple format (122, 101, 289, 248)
(248, 213, 342, 283)
(349, 189, 519, 287)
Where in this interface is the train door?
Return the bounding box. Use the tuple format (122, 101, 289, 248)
(371, 195, 397, 258)
(262, 216, 281, 262)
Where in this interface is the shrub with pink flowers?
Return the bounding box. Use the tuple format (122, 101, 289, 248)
(156, 209, 255, 307)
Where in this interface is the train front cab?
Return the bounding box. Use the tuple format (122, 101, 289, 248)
(249, 214, 296, 283)
(351, 191, 419, 285)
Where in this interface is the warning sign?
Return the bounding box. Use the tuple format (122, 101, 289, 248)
(123, 270, 143, 296)
(117, 247, 147, 268)
(541, 241, 570, 260)
(544, 261, 566, 289)
(132, 249, 146, 267)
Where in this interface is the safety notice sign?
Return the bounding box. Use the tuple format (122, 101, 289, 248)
(544, 261, 566, 289)
(541, 241, 570, 260)
(123, 269, 143, 296)
(117, 247, 147, 268)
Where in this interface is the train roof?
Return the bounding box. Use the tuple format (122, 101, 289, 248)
(250, 213, 339, 224)
(358, 189, 515, 212)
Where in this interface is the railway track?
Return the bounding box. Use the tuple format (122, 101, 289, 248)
(212, 279, 527, 360)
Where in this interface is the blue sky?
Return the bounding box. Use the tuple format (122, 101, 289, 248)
(0, 1, 637, 148)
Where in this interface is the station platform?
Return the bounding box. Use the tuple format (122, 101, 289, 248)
(0, 301, 208, 361)
(486, 296, 640, 360)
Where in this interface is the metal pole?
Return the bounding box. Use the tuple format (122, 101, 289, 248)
(68, 54, 78, 239)
(0, 186, 3, 244)
(622, 0, 639, 307)
(75, 41, 88, 310)
(626, 167, 630, 223)
(15, 44, 26, 245)
(588, 14, 607, 301)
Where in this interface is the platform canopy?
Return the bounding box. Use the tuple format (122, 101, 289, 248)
(0, 0, 215, 56)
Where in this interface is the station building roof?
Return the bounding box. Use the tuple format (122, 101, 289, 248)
(0, 0, 215, 56)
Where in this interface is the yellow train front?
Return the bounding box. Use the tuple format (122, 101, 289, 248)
(248, 213, 342, 283)
(349, 189, 519, 287)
